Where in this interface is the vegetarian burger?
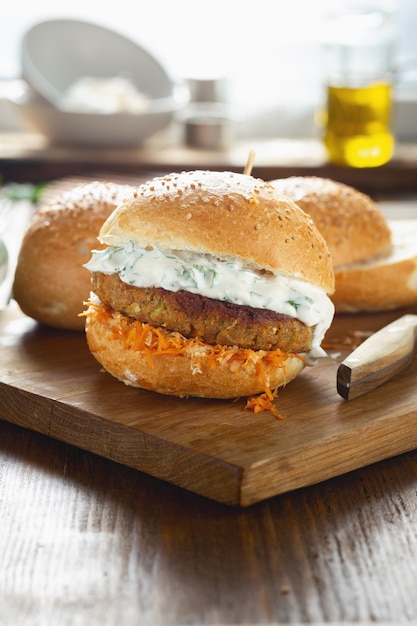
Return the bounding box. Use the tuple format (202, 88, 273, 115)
(83, 170, 335, 399)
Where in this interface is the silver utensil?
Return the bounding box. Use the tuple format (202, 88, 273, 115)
(0, 198, 33, 309)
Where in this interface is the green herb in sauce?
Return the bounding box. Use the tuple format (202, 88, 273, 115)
(85, 242, 335, 360)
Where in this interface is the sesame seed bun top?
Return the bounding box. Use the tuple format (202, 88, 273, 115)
(98, 170, 335, 294)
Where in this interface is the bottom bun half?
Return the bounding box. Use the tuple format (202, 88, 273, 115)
(84, 300, 305, 399)
(333, 220, 417, 312)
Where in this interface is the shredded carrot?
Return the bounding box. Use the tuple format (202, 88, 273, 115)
(245, 390, 286, 420)
(83, 300, 303, 417)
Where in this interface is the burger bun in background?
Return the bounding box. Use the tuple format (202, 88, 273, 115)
(270, 176, 417, 312)
(13, 180, 135, 330)
(332, 219, 417, 312)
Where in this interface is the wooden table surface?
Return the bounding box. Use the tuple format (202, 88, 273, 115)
(2, 418, 417, 624)
(1, 166, 417, 625)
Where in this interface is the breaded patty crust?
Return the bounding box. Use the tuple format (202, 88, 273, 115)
(91, 272, 313, 353)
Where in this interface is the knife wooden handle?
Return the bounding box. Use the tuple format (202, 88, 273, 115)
(337, 314, 417, 400)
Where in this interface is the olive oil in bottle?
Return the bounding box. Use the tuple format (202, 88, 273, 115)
(322, 3, 397, 168)
(324, 82, 394, 167)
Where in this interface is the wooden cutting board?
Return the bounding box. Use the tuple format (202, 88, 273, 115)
(1, 300, 417, 506)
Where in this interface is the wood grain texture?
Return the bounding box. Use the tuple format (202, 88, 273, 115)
(1, 419, 417, 624)
(1, 301, 417, 507)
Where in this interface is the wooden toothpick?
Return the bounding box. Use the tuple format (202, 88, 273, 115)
(243, 149, 256, 176)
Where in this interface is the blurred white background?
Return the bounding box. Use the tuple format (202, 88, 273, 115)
(1, 0, 417, 140)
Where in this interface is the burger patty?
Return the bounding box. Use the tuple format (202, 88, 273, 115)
(91, 272, 313, 353)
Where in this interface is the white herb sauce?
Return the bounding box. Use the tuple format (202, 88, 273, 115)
(85, 243, 334, 361)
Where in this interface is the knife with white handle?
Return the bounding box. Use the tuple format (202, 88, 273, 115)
(337, 314, 417, 400)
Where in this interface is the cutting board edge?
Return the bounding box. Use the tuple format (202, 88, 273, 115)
(0, 382, 247, 506)
(239, 394, 417, 506)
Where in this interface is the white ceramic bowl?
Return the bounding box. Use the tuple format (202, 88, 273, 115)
(17, 18, 186, 146)
(9, 80, 185, 147)
(21, 18, 177, 105)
